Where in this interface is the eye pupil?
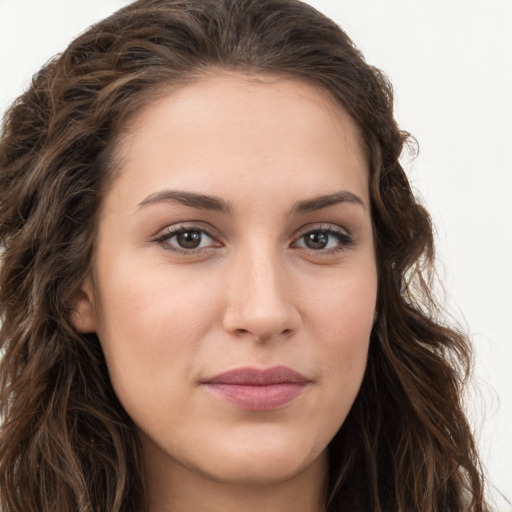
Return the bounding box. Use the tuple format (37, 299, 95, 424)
(305, 232, 328, 249)
(177, 231, 202, 249)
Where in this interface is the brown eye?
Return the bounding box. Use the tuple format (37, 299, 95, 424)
(294, 228, 353, 252)
(156, 227, 220, 252)
(304, 232, 329, 249)
(176, 230, 203, 249)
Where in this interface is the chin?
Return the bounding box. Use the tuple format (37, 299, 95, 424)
(198, 453, 325, 487)
(187, 430, 329, 486)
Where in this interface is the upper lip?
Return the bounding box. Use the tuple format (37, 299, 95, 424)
(202, 366, 310, 385)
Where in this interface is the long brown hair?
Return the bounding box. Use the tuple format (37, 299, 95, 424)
(0, 0, 486, 510)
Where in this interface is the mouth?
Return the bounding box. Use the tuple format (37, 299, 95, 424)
(201, 366, 311, 411)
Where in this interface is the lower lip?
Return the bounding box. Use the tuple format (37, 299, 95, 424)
(204, 383, 308, 410)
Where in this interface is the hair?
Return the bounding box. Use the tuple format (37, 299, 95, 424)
(0, 0, 486, 511)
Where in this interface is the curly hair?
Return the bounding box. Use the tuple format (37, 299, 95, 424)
(0, 0, 486, 510)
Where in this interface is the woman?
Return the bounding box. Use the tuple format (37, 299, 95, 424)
(0, 0, 487, 511)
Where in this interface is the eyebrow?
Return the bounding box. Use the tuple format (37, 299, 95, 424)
(137, 190, 232, 213)
(137, 188, 365, 215)
(290, 190, 366, 214)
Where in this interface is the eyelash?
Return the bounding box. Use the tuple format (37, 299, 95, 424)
(153, 224, 354, 255)
(292, 225, 354, 253)
(154, 225, 220, 254)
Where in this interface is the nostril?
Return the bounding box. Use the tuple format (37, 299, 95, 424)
(231, 326, 294, 341)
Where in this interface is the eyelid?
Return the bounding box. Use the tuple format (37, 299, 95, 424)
(152, 222, 353, 255)
(292, 223, 352, 239)
(291, 223, 354, 251)
(153, 223, 223, 253)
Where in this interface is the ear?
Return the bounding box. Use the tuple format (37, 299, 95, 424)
(71, 277, 97, 333)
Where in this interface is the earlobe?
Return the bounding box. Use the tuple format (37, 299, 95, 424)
(71, 279, 97, 333)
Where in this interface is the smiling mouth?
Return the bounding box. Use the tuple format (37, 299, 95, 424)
(201, 366, 310, 411)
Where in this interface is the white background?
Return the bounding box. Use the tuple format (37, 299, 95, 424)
(0, 0, 510, 509)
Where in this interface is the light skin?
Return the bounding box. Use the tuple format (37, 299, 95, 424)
(73, 73, 378, 512)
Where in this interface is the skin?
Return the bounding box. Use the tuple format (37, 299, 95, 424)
(73, 73, 378, 512)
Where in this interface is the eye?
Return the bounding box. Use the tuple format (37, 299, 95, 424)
(293, 227, 353, 251)
(155, 226, 221, 252)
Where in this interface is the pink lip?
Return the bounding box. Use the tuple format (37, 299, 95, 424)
(202, 366, 310, 411)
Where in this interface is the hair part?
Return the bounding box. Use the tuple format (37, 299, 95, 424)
(0, 0, 486, 510)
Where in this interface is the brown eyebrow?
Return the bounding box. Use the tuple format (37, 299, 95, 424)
(137, 190, 232, 213)
(137, 189, 364, 215)
(290, 190, 366, 214)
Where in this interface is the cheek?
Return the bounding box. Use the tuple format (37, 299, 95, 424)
(93, 263, 224, 408)
(98, 256, 222, 341)
(305, 260, 377, 340)
(304, 264, 377, 399)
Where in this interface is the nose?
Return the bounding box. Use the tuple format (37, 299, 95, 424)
(222, 249, 301, 342)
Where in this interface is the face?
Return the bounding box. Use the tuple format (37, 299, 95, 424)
(74, 74, 377, 492)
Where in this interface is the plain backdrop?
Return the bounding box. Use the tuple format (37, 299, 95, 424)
(0, 0, 511, 509)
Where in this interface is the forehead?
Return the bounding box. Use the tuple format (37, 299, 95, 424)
(107, 73, 369, 211)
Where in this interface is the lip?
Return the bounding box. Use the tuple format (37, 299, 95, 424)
(201, 366, 310, 411)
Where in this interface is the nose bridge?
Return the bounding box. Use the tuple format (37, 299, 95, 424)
(223, 240, 299, 340)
